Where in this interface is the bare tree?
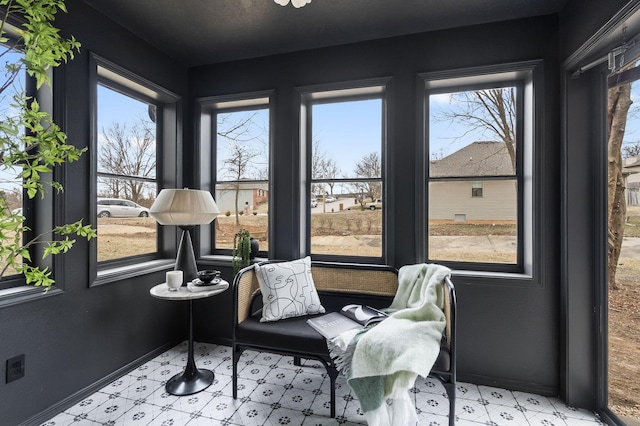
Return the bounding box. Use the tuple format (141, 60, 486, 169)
(217, 111, 266, 225)
(351, 152, 382, 206)
(323, 158, 340, 195)
(220, 142, 259, 225)
(311, 140, 327, 197)
(622, 141, 640, 158)
(98, 119, 156, 203)
(440, 88, 517, 172)
(311, 140, 341, 209)
(608, 82, 633, 290)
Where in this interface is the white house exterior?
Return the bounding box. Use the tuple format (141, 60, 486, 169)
(429, 141, 517, 222)
(623, 156, 640, 206)
(215, 182, 269, 213)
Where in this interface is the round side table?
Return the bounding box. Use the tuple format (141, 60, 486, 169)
(150, 280, 228, 396)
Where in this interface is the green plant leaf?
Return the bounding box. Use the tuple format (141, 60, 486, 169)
(0, 0, 89, 289)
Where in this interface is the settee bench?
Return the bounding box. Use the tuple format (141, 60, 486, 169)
(231, 260, 456, 424)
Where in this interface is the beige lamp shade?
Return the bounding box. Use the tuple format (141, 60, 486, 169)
(150, 188, 220, 225)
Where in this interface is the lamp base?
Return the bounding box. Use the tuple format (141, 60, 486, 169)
(176, 226, 197, 285)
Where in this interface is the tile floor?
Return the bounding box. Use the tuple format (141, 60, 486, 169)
(41, 341, 604, 426)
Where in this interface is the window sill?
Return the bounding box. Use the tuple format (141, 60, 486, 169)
(0, 285, 62, 308)
(93, 259, 176, 287)
(199, 254, 268, 264)
(451, 269, 536, 286)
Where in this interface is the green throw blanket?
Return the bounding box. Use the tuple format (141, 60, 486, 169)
(329, 263, 450, 425)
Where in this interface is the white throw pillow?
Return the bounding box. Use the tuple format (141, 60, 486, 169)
(255, 257, 325, 322)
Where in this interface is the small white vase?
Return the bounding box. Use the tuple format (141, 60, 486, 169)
(166, 270, 183, 291)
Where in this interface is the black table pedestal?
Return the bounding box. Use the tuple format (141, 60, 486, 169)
(165, 299, 214, 396)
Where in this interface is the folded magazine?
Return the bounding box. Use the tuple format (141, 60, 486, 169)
(307, 304, 388, 339)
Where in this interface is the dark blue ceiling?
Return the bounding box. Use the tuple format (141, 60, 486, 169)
(83, 0, 569, 67)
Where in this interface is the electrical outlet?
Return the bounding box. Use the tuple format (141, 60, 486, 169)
(6, 354, 25, 383)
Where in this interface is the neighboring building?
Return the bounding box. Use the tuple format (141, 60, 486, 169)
(429, 141, 516, 222)
(215, 182, 269, 212)
(623, 156, 640, 206)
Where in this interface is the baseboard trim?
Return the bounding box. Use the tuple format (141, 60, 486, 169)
(458, 372, 559, 398)
(20, 340, 182, 426)
(205, 336, 232, 347)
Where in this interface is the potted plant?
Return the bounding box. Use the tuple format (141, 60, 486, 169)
(232, 228, 259, 274)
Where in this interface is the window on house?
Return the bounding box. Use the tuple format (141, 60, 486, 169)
(301, 83, 386, 260)
(203, 96, 270, 255)
(423, 63, 536, 272)
(471, 181, 484, 197)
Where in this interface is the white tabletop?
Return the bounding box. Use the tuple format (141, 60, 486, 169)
(150, 280, 229, 300)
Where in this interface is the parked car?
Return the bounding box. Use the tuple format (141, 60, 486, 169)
(97, 198, 150, 218)
(311, 196, 318, 208)
(324, 195, 336, 203)
(367, 198, 383, 210)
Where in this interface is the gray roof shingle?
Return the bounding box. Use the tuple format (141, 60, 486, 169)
(430, 141, 514, 177)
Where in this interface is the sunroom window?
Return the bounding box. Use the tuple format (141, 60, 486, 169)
(0, 43, 26, 283)
(196, 92, 272, 257)
(96, 84, 158, 262)
(90, 54, 180, 280)
(300, 82, 387, 261)
(423, 63, 537, 273)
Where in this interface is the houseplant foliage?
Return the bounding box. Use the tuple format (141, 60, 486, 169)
(0, 0, 95, 289)
(232, 228, 254, 275)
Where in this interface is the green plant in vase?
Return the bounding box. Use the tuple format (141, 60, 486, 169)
(232, 228, 252, 275)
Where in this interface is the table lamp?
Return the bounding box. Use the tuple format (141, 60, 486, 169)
(149, 188, 220, 285)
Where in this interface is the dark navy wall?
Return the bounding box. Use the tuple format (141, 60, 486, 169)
(560, 0, 631, 60)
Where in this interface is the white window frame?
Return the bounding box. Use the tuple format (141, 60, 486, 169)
(471, 181, 484, 198)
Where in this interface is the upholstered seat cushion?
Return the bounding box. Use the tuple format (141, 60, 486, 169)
(236, 311, 330, 356)
(237, 309, 451, 373)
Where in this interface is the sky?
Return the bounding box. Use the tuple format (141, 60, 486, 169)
(216, 109, 270, 181)
(95, 88, 508, 182)
(0, 50, 23, 194)
(312, 99, 382, 177)
(310, 94, 493, 176)
(97, 85, 151, 133)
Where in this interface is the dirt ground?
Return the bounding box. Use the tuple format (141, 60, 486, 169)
(609, 206, 640, 421)
(609, 258, 640, 420)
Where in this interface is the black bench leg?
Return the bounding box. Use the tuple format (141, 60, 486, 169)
(327, 366, 339, 418)
(294, 356, 302, 366)
(443, 381, 455, 426)
(232, 345, 242, 399)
